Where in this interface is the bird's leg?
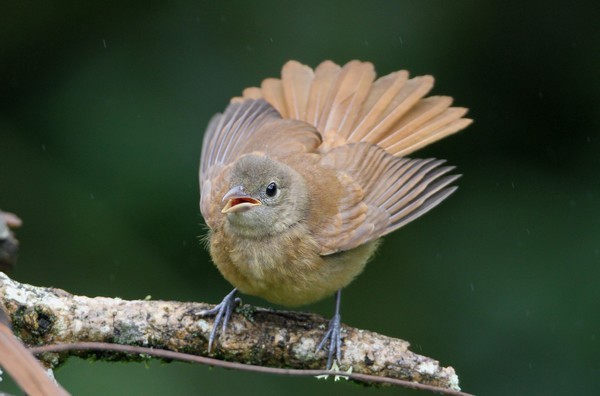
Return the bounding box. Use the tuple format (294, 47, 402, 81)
(316, 289, 343, 369)
(196, 288, 240, 352)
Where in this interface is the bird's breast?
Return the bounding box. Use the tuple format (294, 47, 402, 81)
(209, 223, 377, 307)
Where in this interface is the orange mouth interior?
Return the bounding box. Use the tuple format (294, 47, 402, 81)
(230, 197, 260, 207)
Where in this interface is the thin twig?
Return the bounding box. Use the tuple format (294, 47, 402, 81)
(31, 342, 473, 396)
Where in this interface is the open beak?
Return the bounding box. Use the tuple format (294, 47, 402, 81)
(221, 185, 261, 214)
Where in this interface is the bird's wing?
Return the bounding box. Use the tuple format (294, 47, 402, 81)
(200, 99, 321, 228)
(314, 143, 459, 255)
(232, 60, 472, 157)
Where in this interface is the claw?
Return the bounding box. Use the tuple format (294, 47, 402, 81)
(196, 288, 239, 352)
(316, 289, 343, 369)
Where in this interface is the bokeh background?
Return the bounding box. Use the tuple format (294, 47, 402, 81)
(1, 1, 598, 395)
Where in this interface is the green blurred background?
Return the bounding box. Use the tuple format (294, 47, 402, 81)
(1, 1, 598, 395)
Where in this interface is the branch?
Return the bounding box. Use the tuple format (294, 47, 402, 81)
(0, 272, 462, 393)
(0, 309, 69, 396)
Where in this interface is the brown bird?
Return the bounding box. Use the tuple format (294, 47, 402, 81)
(198, 60, 471, 368)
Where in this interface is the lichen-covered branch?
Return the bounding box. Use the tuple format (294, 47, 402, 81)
(0, 272, 461, 391)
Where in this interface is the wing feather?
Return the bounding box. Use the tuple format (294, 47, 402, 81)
(315, 143, 459, 254)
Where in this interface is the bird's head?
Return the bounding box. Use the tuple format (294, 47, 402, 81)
(221, 154, 309, 237)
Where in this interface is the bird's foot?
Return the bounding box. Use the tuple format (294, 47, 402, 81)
(316, 311, 343, 369)
(316, 289, 344, 369)
(196, 288, 240, 352)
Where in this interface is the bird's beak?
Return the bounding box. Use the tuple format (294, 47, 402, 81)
(221, 185, 261, 214)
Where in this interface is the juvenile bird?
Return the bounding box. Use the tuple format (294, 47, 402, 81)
(199, 60, 471, 368)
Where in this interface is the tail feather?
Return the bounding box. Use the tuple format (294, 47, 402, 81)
(379, 95, 454, 147)
(319, 60, 376, 139)
(349, 70, 409, 142)
(359, 75, 434, 146)
(282, 60, 314, 120)
(233, 60, 471, 157)
(389, 112, 472, 156)
(306, 61, 341, 127)
(240, 87, 262, 100)
(261, 78, 288, 117)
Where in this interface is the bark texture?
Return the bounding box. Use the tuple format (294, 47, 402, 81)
(0, 273, 460, 391)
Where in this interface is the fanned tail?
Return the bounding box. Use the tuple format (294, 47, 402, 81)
(232, 60, 472, 156)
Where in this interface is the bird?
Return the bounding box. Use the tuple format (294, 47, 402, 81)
(198, 60, 471, 368)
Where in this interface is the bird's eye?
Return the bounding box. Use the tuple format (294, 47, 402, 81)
(265, 182, 278, 197)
